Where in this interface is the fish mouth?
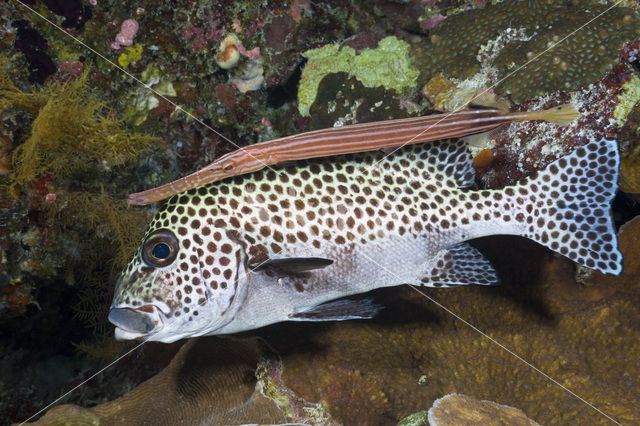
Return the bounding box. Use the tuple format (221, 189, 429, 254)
(109, 305, 164, 340)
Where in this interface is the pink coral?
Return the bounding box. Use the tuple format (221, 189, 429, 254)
(112, 19, 139, 49)
(290, 0, 311, 22)
(421, 14, 446, 30)
(56, 60, 83, 80)
(237, 42, 261, 59)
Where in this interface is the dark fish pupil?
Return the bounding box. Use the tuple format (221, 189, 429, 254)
(152, 243, 170, 259)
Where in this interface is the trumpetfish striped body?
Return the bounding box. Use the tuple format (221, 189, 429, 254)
(127, 104, 577, 205)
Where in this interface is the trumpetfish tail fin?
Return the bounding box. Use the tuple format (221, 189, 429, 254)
(539, 103, 579, 125)
(511, 103, 579, 125)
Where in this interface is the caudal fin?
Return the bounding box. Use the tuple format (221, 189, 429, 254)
(518, 140, 622, 275)
(539, 103, 579, 125)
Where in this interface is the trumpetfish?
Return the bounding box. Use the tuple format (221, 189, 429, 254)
(127, 104, 578, 205)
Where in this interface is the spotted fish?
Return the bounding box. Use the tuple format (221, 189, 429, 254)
(109, 139, 622, 343)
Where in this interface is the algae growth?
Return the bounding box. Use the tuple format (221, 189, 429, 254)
(1, 61, 157, 361)
(298, 36, 419, 116)
(7, 70, 155, 191)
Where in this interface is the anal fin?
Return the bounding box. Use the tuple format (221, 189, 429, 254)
(289, 297, 382, 322)
(421, 243, 499, 287)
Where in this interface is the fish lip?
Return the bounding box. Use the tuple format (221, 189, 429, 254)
(109, 304, 165, 340)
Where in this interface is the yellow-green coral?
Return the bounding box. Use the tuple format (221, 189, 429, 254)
(118, 43, 143, 68)
(7, 70, 154, 190)
(614, 75, 640, 127)
(0, 55, 45, 115)
(298, 36, 419, 116)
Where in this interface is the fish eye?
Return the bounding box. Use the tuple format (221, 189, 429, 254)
(142, 229, 179, 267)
(222, 161, 234, 172)
(152, 243, 171, 259)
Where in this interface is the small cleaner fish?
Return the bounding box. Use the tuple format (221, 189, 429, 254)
(110, 139, 622, 343)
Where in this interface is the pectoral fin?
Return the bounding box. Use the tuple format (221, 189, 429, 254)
(289, 298, 382, 322)
(250, 257, 333, 275)
(461, 124, 506, 148)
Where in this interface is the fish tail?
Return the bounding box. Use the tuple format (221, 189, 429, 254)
(537, 103, 579, 125)
(515, 139, 622, 275)
(509, 103, 579, 125)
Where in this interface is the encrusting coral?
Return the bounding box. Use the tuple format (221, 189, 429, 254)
(411, 0, 640, 102)
(424, 393, 539, 426)
(298, 36, 419, 116)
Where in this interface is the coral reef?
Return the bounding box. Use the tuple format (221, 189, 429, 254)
(411, 0, 640, 103)
(30, 337, 286, 425)
(471, 60, 640, 190)
(2, 0, 639, 423)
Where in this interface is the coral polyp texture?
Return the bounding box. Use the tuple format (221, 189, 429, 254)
(30, 338, 287, 425)
(411, 0, 640, 102)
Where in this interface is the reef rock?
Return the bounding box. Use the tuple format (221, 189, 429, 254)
(427, 393, 539, 425)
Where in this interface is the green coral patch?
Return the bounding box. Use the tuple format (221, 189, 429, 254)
(298, 36, 419, 116)
(411, 0, 640, 103)
(118, 43, 143, 68)
(614, 75, 640, 127)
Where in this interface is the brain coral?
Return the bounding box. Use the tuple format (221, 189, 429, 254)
(411, 0, 640, 102)
(31, 337, 286, 425)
